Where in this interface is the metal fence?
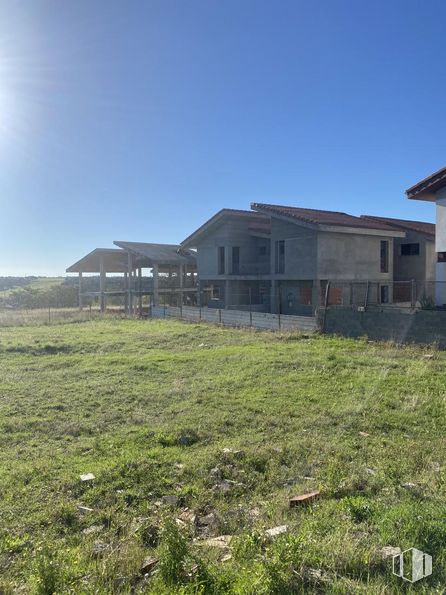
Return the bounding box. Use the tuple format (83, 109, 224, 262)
(322, 280, 443, 310)
(0, 306, 126, 327)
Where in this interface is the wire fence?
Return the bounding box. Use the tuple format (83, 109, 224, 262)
(0, 306, 126, 327)
(2, 280, 445, 328)
(323, 280, 443, 310)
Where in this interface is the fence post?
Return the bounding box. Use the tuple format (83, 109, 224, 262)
(219, 308, 222, 324)
(163, 293, 166, 318)
(411, 279, 416, 309)
(180, 289, 183, 319)
(364, 281, 369, 309)
(278, 287, 281, 330)
(249, 288, 252, 327)
(48, 304, 51, 325)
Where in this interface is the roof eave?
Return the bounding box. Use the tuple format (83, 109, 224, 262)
(406, 190, 437, 202)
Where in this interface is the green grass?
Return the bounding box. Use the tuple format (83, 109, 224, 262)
(0, 318, 445, 593)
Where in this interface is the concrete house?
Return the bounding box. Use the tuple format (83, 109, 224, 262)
(251, 204, 406, 314)
(360, 215, 435, 302)
(182, 204, 406, 315)
(406, 165, 446, 305)
(181, 209, 272, 311)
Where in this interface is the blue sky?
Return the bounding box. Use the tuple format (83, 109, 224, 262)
(0, 0, 445, 275)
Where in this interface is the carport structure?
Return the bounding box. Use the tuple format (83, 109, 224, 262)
(66, 243, 197, 314)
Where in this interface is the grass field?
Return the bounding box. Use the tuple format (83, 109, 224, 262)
(0, 318, 445, 593)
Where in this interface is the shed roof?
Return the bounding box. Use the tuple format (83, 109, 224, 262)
(360, 215, 435, 238)
(114, 241, 196, 266)
(66, 248, 128, 273)
(406, 165, 446, 201)
(251, 203, 404, 236)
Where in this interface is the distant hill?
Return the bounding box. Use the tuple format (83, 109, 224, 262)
(0, 276, 125, 309)
(0, 277, 76, 308)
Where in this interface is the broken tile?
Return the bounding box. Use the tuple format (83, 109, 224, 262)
(92, 540, 108, 557)
(401, 482, 417, 491)
(140, 556, 158, 575)
(78, 506, 94, 514)
(200, 535, 232, 548)
(162, 495, 180, 506)
(197, 512, 216, 526)
(177, 509, 196, 524)
(289, 490, 320, 508)
(83, 525, 102, 535)
(381, 546, 401, 560)
(222, 448, 244, 458)
(80, 473, 95, 482)
(265, 525, 288, 538)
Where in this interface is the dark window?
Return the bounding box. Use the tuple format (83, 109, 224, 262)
(438, 252, 446, 263)
(218, 247, 225, 274)
(232, 246, 240, 274)
(275, 240, 285, 273)
(401, 243, 420, 256)
(258, 245, 267, 257)
(380, 285, 389, 304)
(380, 240, 389, 273)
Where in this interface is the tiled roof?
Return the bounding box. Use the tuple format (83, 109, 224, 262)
(360, 215, 435, 238)
(251, 203, 398, 231)
(406, 165, 446, 198)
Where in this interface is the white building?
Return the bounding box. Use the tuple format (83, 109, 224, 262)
(406, 166, 446, 305)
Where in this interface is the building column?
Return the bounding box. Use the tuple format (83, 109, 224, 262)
(124, 272, 128, 313)
(179, 264, 184, 306)
(224, 279, 230, 309)
(127, 252, 133, 316)
(99, 255, 106, 313)
(78, 271, 83, 310)
(311, 279, 320, 315)
(270, 279, 277, 314)
(138, 267, 142, 315)
(153, 264, 159, 307)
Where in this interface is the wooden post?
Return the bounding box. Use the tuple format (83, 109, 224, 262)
(78, 271, 83, 310)
(99, 255, 105, 313)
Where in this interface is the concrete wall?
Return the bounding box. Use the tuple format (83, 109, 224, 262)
(152, 304, 318, 332)
(196, 217, 270, 279)
(317, 232, 394, 281)
(270, 219, 317, 279)
(322, 305, 446, 347)
(436, 190, 446, 252)
(392, 231, 435, 282)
